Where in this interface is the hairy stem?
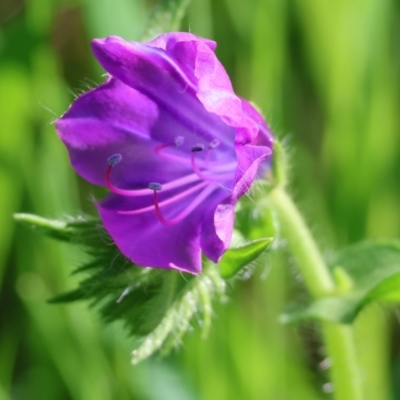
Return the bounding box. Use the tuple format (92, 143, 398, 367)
(270, 187, 363, 400)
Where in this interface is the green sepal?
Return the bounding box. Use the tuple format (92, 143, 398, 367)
(16, 214, 227, 363)
(281, 240, 400, 324)
(219, 238, 273, 279)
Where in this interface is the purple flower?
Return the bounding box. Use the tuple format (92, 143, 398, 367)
(55, 32, 273, 274)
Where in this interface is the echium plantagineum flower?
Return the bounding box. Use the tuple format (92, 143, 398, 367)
(55, 32, 273, 274)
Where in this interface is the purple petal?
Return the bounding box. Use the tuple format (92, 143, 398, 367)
(241, 99, 274, 147)
(200, 200, 235, 263)
(55, 78, 163, 186)
(193, 43, 260, 145)
(56, 78, 159, 148)
(56, 78, 213, 188)
(98, 189, 215, 274)
(200, 144, 272, 262)
(232, 144, 272, 198)
(146, 32, 216, 53)
(91, 36, 236, 147)
(91, 36, 197, 99)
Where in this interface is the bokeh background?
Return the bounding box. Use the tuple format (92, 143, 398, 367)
(1, 0, 400, 399)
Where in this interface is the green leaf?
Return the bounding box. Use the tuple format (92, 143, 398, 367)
(280, 294, 362, 325)
(282, 240, 400, 324)
(14, 213, 67, 235)
(141, 0, 192, 41)
(14, 213, 109, 249)
(18, 213, 279, 362)
(219, 238, 273, 279)
(19, 214, 227, 363)
(131, 265, 225, 364)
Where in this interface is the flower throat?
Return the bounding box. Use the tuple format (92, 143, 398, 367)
(104, 136, 235, 226)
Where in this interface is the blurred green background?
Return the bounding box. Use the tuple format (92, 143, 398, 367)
(1, 0, 399, 399)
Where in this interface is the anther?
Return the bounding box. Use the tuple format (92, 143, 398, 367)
(174, 136, 184, 147)
(148, 182, 162, 191)
(191, 144, 205, 152)
(154, 137, 184, 156)
(107, 153, 122, 166)
(208, 139, 220, 149)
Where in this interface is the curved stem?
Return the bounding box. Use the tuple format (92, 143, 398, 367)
(269, 186, 363, 400)
(270, 187, 335, 297)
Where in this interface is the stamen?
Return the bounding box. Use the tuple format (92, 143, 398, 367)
(106, 155, 208, 198)
(154, 136, 185, 153)
(148, 182, 162, 191)
(208, 139, 220, 149)
(190, 149, 229, 182)
(154, 142, 172, 153)
(205, 139, 220, 163)
(153, 136, 191, 165)
(107, 153, 122, 166)
(191, 144, 205, 152)
(174, 136, 184, 147)
(118, 181, 209, 215)
(152, 184, 217, 226)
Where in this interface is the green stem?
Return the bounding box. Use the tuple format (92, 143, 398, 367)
(270, 187, 335, 297)
(322, 324, 363, 400)
(270, 187, 363, 400)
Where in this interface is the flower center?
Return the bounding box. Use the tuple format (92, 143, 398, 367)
(104, 137, 235, 226)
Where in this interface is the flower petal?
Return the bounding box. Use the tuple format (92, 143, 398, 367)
(56, 78, 158, 148)
(200, 144, 272, 262)
(200, 199, 235, 263)
(55, 78, 161, 185)
(232, 144, 272, 198)
(98, 191, 210, 274)
(91, 36, 236, 147)
(146, 32, 216, 53)
(193, 42, 260, 145)
(55, 78, 207, 188)
(240, 99, 274, 147)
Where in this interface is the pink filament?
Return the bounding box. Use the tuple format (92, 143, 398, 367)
(105, 142, 237, 225)
(153, 184, 217, 226)
(105, 165, 151, 196)
(117, 181, 209, 215)
(105, 165, 205, 197)
(190, 152, 232, 182)
(154, 142, 192, 166)
(154, 142, 174, 153)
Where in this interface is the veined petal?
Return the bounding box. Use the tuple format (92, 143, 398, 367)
(232, 144, 272, 199)
(98, 191, 209, 274)
(56, 78, 155, 186)
(193, 42, 260, 145)
(91, 36, 236, 147)
(146, 32, 216, 52)
(241, 99, 274, 147)
(200, 144, 271, 262)
(56, 78, 158, 149)
(200, 200, 235, 264)
(55, 78, 196, 187)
